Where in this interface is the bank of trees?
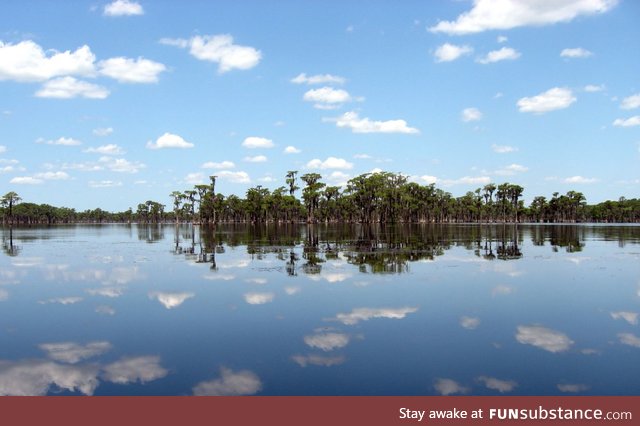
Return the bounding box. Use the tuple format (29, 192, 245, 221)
(1, 172, 639, 225)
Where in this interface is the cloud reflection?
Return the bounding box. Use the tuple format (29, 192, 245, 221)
(515, 325, 574, 353)
(284, 286, 300, 295)
(618, 333, 640, 348)
(460, 316, 480, 330)
(476, 376, 517, 393)
(304, 333, 349, 351)
(0, 289, 7, 301)
(39, 297, 83, 305)
(292, 354, 346, 367)
(557, 383, 590, 393)
(332, 307, 418, 325)
(243, 292, 274, 305)
(102, 356, 168, 384)
(87, 287, 124, 298)
(610, 311, 639, 326)
(192, 367, 262, 396)
(434, 378, 469, 395)
(95, 305, 116, 315)
(39, 341, 112, 364)
(0, 360, 99, 396)
(148, 291, 194, 309)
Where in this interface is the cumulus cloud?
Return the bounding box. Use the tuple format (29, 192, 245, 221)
(434, 43, 473, 62)
(93, 127, 113, 137)
(184, 172, 206, 185)
(303, 87, 352, 109)
(148, 292, 194, 309)
(146, 132, 194, 149)
(613, 116, 640, 127)
(610, 311, 639, 325)
(98, 156, 145, 173)
(244, 292, 274, 305)
(517, 87, 576, 113)
(242, 137, 274, 149)
(84, 144, 125, 155)
(516, 325, 574, 353)
(429, 0, 617, 35)
(461, 107, 482, 122)
(563, 175, 598, 184)
(326, 111, 419, 134)
(621, 93, 640, 110)
(333, 307, 418, 325)
(193, 367, 262, 396)
(283, 146, 301, 154)
(102, 356, 168, 384)
(37, 136, 81, 146)
(306, 157, 353, 170)
(560, 47, 593, 58)
(292, 354, 346, 367)
(36, 77, 109, 99)
(440, 176, 491, 186)
(434, 378, 469, 395)
(477, 47, 521, 64)
(495, 164, 529, 176)
(0, 40, 95, 82)
(492, 144, 518, 153)
(291, 73, 345, 85)
(618, 332, 640, 348)
(88, 180, 122, 188)
(243, 155, 267, 163)
(304, 333, 349, 351)
(202, 160, 235, 169)
(160, 35, 261, 73)
(477, 376, 517, 393)
(39, 341, 112, 364)
(103, 0, 144, 16)
(99, 57, 166, 83)
(460, 316, 480, 330)
(584, 84, 605, 92)
(0, 360, 99, 396)
(558, 383, 590, 393)
(218, 170, 250, 184)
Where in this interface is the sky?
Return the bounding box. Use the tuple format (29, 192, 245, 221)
(0, 0, 639, 211)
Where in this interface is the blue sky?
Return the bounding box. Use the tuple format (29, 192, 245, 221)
(1, 0, 639, 211)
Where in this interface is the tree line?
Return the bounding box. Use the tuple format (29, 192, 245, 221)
(2, 171, 639, 225)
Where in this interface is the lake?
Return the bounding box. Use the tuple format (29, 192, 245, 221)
(1, 224, 639, 396)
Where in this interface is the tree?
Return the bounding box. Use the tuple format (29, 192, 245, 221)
(170, 191, 184, 224)
(285, 171, 299, 197)
(1, 192, 21, 225)
(301, 173, 325, 223)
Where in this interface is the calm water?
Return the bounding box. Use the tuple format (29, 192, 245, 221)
(0, 224, 639, 396)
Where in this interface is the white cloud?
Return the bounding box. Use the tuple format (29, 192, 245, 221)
(415, 175, 438, 185)
(303, 87, 352, 108)
(99, 57, 166, 83)
(327, 111, 419, 134)
(283, 146, 301, 154)
(98, 157, 145, 173)
(93, 127, 113, 137)
(517, 87, 576, 113)
(613, 116, 640, 127)
(434, 43, 473, 62)
(560, 47, 593, 58)
(103, 0, 144, 16)
(242, 136, 274, 149)
(202, 160, 235, 169)
(102, 356, 168, 384)
(326, 171, 351, 186)
(218, 170, 250, 183)
(306, 157, 353, 170)
(353, 153, 372, 159)
(292, 354, 345, 367)
(495, 164, 529, 176)
(244, 292, 274, 305)
(492, 144, 518, 153)
(36, 77, 109, 99)
(184, 172, 206, 185)
(148, 291, 194, 309)
(146, 132, 194, 149)
(460, 316, 480, 330)
(291, 73, 346, 85)
(0, 360, 99, 396)
(434, 378, 469, 395)
(429, 0, 617, 35)
(618, 332, 640, 348)
(584, 84, 605, 92)
(333, 307, 418, 325)
(462, 107, 482, 122)
(477, 376, 517, 393)
(10, 176, 43, 185)
(304, 333, 349, 351)
(193, 367, 262, 396)
(497, 35, 508, 43)
(0, 146, 6, 153)
(0, 40, 95, 82)
(243, 155, 267, 163)
(33, 171, 70, 180)
(563, 175, 598, 184)
(88, 180, 123, 188)
(440, 176, 491, 186)
(516, 325, 574, 353)
(558, 383, 590, 393)
(39, 341, 112, 364)
(38, 136, 82, 146)
(161, 35, 261, 73)
(84, 144, 125, 155)
(477, 47, 521, 64)
(621, 93, 640, 110)
(610, 311, 638, 325)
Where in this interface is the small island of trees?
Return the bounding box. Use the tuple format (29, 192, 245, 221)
(2, 171, 639, 225)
